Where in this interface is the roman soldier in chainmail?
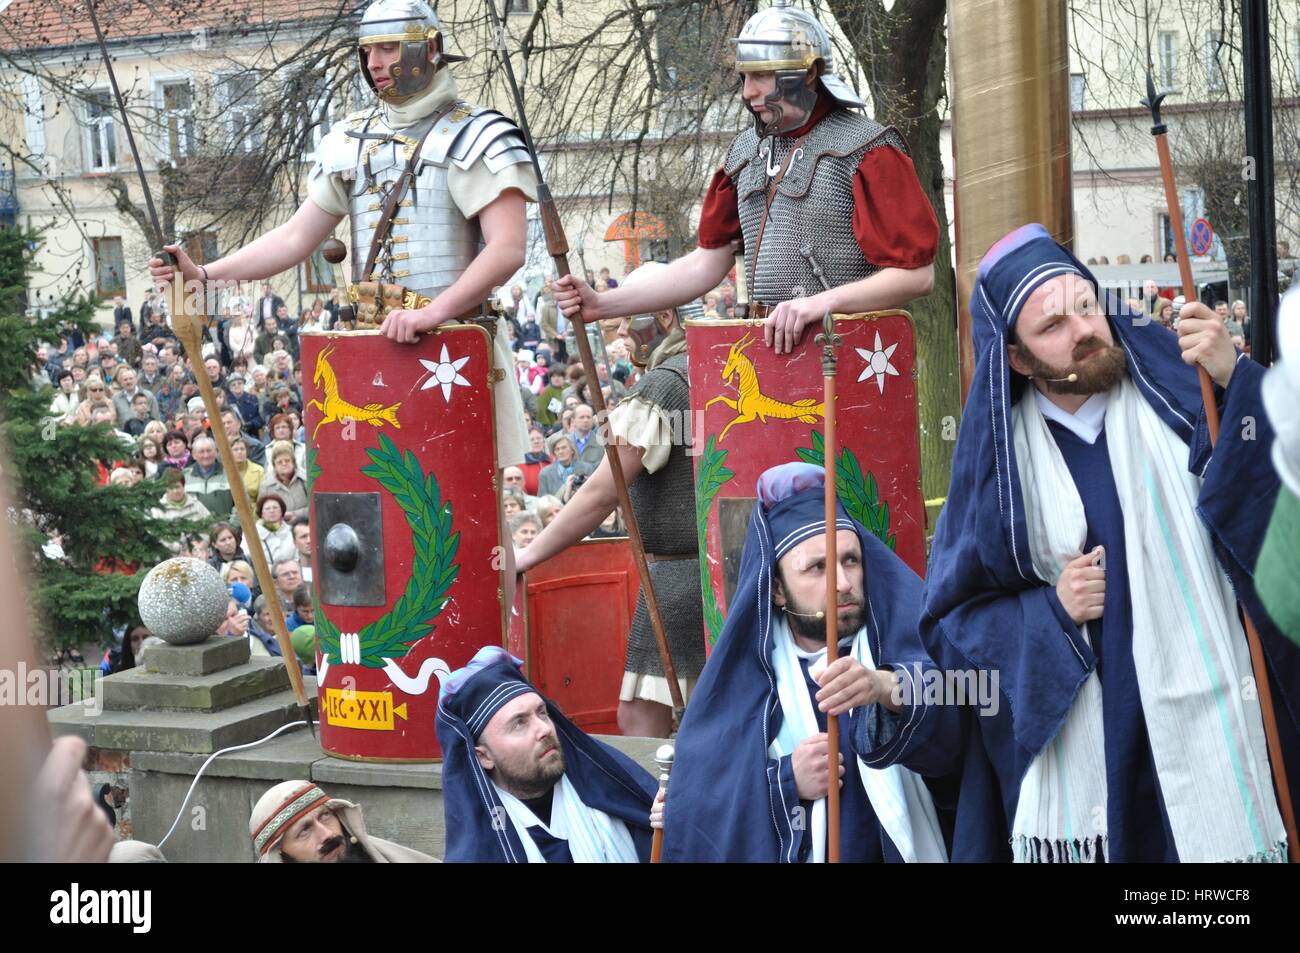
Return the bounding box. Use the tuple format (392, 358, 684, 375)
(149, 0, 534, 469)
(554, 1, 938, 354)
(516, 262, 706, 738)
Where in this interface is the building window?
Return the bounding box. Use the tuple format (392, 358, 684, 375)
(1069, 73, 1086, 112)
(160, 81, 195, 160)
(1158, 31, 1178, 89)
(220, 72, 261, 152)
(304, 246, 335, 293)
(93, 237, 126, 298)
(85, 90, 116, 172)
(182, 231, 219, 266)
(1205, 31, 1225, 92)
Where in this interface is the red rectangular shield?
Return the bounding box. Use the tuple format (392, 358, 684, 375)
(686, 313, 926, 649)
(302, 326, 504, 762)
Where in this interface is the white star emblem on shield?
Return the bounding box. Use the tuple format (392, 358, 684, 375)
(418, 345, 471, 402)
(854, 331, 900, 394)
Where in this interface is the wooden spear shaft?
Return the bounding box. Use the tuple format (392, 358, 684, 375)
(484, 0, 684, 718)
(1145, 73, 1297, 860)
(816, 310, 842, 863)
(165, 279, 312, 721)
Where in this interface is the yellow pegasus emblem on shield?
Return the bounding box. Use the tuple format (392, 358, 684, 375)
(704, 333, 824, 441)
(307, 344, 402, 441)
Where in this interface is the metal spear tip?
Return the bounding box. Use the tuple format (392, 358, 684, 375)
(653, 743, 675, 771)
(320, 238, 347, 265)
(1140, 70, 1167, 131)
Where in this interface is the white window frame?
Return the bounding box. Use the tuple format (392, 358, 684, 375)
(1205, 30, 1225, 92)
(153, 75, 195, 161)
(217, 70, 261, 153)
(1069, 73, 1086, 112)
(22, 74, 47, 174)
(1158, 31, 1179, 91)
(84, 88, 116, 173)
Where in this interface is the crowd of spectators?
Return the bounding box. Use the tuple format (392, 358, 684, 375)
(41, 265, 736, 675)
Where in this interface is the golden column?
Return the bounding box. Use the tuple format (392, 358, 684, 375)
(949, 0, 1074, 400)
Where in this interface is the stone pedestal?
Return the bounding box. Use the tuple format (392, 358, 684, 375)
(47, 636, 317, 840)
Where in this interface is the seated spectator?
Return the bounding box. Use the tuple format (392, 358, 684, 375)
(286, 583, 314, 631)
(259, 441, 309, 522)
(137, 436, 165, 479)
(49, 370, 79, 424)
(589, 506, 625, 539)
(139, 352, 163, 392)
(534, 495, 562, 527)
(74, 378, 111, 425)
(221, 559, 258, 602)
(291, 516, 313, 584)
(208, 521, 245, 572)
(151, 469, 212, 554)
(538, 434, 594, 498)
(88, 401, 134, 446)
(154, 363, 189, 422)
(519, 427, 550, 495)
(511, 512, 542, 549)
(245, 494, 296, 566)
(184, 435, 236, 519)
(503, 487, 527, 521)
(225, 371, 263, 436)
(247, 594, 280, 658)
(162, 429, 191, 470)
(270, 559, 303, 614)
(230, 435, 265, 508)
(122, 392, 154, 438)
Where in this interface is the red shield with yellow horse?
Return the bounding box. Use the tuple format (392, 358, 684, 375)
(686, 312, 926, 649)
(302, 326, 504, 762)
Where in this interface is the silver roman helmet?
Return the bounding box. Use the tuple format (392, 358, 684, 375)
(731, 1, 865, 135)
(356, 0, 463, 103)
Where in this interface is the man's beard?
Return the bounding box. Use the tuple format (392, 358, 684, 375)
(494, 740, 566, 800)
(1015, 334, 1128, 395)
(282, 835, 372, 864)
(783, 592, 864, 642)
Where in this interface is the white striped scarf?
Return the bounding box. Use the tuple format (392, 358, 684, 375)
(493, 775, 640, 863)
(1011, 375, 1287, 863)
(769, 615, 948, 863)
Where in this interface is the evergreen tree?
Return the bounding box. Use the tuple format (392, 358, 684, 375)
(0, 226, 208, 653)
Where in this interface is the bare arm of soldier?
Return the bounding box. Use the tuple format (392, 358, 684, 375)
(148, 200, 343, 288)
(554, 245, 734, 323)
(513, 441, 646, 573)
(380, 188, 528, 343)
(764, 263, 936, 354)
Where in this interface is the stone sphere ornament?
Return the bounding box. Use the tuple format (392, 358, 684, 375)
(138, 557, 229, 645)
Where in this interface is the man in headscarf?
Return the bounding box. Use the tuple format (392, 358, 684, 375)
(249, 780, 435, 863)
(516, 261, 707, 737)
(663, 463, 958, 863)
(923, 223, 1300, 862)
(436, 646, 657, 862)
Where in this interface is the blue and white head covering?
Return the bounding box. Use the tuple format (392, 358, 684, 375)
(663, 463, 929, 862)
(435, 646, 657, 862)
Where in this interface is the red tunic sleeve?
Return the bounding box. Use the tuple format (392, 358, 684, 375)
(697, 167, 742, 249)
(851, 146, 939, 269)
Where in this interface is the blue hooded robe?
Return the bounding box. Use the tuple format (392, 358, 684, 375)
(663, 463, 963, 862)
(436, 646, 658, 862)
(921, 223, 1300, 861)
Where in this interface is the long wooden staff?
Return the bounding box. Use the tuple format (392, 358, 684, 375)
(85, 0, 313, 734)
(1144, 72, 1296, 860)
(483, 0, 684, 719)
(815, 310, 843, 863)
(650, 742, 674, 863)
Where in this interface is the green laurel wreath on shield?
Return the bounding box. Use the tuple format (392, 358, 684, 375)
(310, 434, 460, 667)
(795, 429, 897, 552)
(695, 434, 733, 646)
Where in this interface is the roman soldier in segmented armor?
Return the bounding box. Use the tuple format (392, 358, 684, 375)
(308, 0, 534, 464)
(553, 1, 939, 355)
(516, 262, 707, 738)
